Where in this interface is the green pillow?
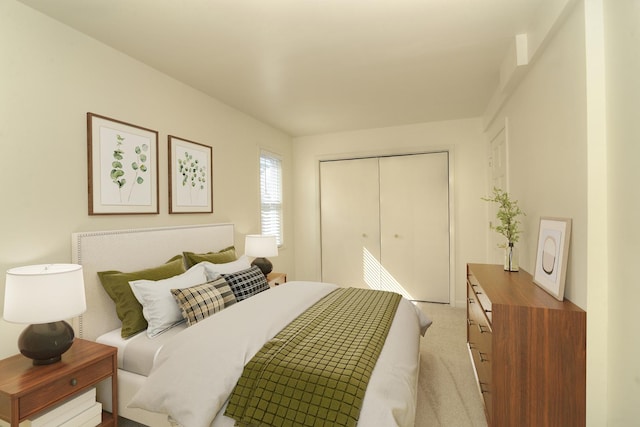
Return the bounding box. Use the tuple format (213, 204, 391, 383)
(183, 246, 236, 268)
(98, 257, 186, 338)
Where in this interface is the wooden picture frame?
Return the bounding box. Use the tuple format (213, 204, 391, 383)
(87, 113, 159, 215)
(533, 217, 572, 301)
(168, 135, 213, 213)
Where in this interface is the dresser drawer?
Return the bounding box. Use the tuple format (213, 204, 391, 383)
(469, 343, 493, 423)
(19, 357, 112, 416)
(467, 278, 493, 424)
(469, 341, 491, 382)
(468, 317, 492, 355)
(468, 273, 492, 322)
(467, 284, 492, 327)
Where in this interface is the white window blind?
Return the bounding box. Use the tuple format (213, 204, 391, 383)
(260, 150, 283, 246)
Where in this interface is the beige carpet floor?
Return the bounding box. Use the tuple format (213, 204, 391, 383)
(120, 303, 487, 427)
(414, 302, 488, 427)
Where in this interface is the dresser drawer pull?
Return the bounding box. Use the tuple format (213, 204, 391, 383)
(70, 378, 78, 386)
(477, 324, 489, 334)
(467, 318, 475, 326)
(468, 298, 475, 304)
(479, 352, 489, 363)
(479, 382, 491, 394)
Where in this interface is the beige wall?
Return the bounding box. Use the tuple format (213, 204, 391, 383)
(604, 0, 640, 425)
(486, 0, 602, 420)
(0, 1, 293, 358)
(485, 2, 588, 309)
(484, 0, 640, 424)
(292, 118, 488, 306)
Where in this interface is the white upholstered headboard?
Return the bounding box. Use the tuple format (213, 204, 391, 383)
(71, 223, 235, 341)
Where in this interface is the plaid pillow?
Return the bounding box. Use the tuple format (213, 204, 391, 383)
(221, 266, 270, 302)
(171, 277, 237, 326)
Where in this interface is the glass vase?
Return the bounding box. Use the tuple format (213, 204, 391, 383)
(504, 243, 519, 271)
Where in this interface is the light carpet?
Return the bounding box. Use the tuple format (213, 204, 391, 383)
(414, 302, 487, 427)
(120, 302, 487, 427)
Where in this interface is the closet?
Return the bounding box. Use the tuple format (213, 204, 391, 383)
(320, 152, 450, 303)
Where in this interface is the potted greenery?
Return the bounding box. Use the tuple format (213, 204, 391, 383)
(482, 187, 526, 271)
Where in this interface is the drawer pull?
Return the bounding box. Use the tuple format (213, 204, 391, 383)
(70, 378, 78, 386)
(479, 352, 489, 363)
(468, 298, 475, 304)
(478, 324, 489, 334)
(479, 382, 491, 394)
(467, 318, 475, 326)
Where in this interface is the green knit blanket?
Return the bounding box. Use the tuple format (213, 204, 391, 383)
(224, 287, 402, 427)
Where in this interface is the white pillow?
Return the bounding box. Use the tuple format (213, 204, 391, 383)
(202, 255, 251, 279)
(130, 264, 208, 338)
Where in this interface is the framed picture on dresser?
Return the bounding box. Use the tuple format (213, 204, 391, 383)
(533, 217, 572, 301)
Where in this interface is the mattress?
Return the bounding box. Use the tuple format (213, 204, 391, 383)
(97, 324, 186, 376)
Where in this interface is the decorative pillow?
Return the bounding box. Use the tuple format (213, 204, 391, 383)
(97, 257, 186, 338)
(129, 264, 208, 338)
(221, 265, 270, 302)
(183, 246, 236, 268)
(171, 277, 237, 326)
(202, 255, 251, 279)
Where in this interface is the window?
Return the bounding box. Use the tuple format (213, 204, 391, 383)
(260, 150, 283, 246)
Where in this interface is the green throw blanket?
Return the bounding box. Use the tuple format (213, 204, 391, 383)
(224, 287, 402, 427)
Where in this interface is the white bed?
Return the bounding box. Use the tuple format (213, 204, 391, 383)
(71, 224, 431, 427)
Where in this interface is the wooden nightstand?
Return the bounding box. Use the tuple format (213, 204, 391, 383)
(0, 338, 118, 427)
(267, 272, 287, 287)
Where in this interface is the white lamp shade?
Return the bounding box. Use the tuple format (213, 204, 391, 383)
(244, 235, 278, 258)
(3, 264, 86, 324)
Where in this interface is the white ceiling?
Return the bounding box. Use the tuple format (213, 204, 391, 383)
(19, 0, 546, 136)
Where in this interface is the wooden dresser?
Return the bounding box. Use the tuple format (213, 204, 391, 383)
(466, 263, 586, 427)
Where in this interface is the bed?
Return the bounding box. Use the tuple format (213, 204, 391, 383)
(71, 224, 431, 427)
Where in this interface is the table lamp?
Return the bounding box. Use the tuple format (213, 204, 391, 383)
(244, 234, 278, 275)
(3, 264, 86, 365)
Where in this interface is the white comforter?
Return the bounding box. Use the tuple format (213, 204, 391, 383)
(129, 282, 431, 427)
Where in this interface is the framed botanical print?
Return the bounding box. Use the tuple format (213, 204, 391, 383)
(168, 135, 213, 213)
(87, 113, 159, 215)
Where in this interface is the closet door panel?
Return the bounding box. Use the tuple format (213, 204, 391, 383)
(379, 153, 449, 302)
(320, 158, 381, 288)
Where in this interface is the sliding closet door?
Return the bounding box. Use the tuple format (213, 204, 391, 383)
(320, 158, 381, 288)
(379, 153, 449, 302)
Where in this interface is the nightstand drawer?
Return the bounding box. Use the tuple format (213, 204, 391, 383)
(267, 272, 287, 287)
(19, 357, 112, 417)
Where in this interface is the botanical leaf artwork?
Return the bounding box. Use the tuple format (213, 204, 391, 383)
(178, 151, 207, 203)
(99, 126, 153, 206)
(111, 135, 126, 189)
(168, 136, 212, 213)
(109, 134, 149, 202)
(177, 150, 208, 205)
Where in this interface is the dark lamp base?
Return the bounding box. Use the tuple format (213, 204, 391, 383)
(251, 257, 273, 275)
(18, 321, 75, 365)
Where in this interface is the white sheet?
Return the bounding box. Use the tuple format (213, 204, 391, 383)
(129, 282, 431, 427)
(97, 324, 186, 376)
